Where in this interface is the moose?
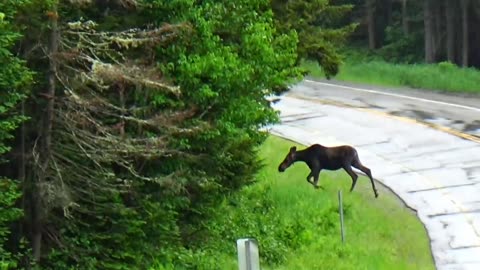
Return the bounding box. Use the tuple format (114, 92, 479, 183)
(278, 144, 379, 198)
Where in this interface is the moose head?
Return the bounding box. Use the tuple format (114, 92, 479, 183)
(278, 146, 297, 172)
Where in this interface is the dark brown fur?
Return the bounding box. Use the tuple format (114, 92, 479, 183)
(278, 144, 379, 198)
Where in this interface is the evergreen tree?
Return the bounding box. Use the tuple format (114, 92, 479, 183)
(271, 0, 358, 78)
(0, 1, 33, 268)
(9, 0, 301, 268)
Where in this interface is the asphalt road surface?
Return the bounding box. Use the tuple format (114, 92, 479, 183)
(269, 79, 480, 270)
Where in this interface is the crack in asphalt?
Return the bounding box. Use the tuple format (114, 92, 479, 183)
(450, 245, 480, 250)
(427, 209, 480, 218)
(408, 183, 478, 193)
(392, 146, 476, 162)
(281, 114, 327, 123)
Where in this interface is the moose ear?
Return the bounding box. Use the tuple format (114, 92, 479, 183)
(290, 146, 297, 152)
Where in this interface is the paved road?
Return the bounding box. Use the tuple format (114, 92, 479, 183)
(269, 79, 480, 270)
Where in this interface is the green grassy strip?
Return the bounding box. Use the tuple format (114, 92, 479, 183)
(257, 136, 434, 270)
(156, 136, 434, 270)
(303, 59, 480, 94)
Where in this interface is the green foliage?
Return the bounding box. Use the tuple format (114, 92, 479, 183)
(0, 179, 24, 270)
(142, 0, 302, 221)
(0, 2, 32, 156)
(0, 1, 33, 268)
(146, 4, 302, 264)
(337, 0, 433, 66)
(304, 54, 480, 94)
(44, 191, 185, 270)
(272, 0, 357, 79)
(15, 1, 302, 269)
(379, 21, 424, 64)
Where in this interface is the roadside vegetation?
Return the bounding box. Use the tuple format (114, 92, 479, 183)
(303, 49, 480, 94)
(1, 1, 357, 268)
(152, 136, 435, 269)
(1, 0, 474, 268)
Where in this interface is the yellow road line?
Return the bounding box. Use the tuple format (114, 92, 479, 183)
(287, 93, 480, 144)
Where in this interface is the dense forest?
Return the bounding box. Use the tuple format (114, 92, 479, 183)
(346, 0, 480, 66)
(0, 0, 478, 269)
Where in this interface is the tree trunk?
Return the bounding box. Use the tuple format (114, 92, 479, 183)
(445, 0, 455, 63)
(33, 4, 59, 262)
(433, 0, 443, 59)
(424, 0, 435, 63)
(385, 0, 393, 26)
(402, 0, 409, 35)
(366, 0, 376, 49)
(461, 0, 469, 67)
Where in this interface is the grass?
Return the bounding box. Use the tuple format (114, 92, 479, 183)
(303, 57, 480, 95)
(256, 136, 434, 270)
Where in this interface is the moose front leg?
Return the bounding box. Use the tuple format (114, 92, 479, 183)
(312, 169, 322, 189)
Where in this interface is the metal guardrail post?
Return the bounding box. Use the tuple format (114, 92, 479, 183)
(339, 190, 345, 244)
(237, 238, 260, 270)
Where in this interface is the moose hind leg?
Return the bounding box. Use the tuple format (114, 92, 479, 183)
(353, 160, 379, 198)
(306, 172, 313, 185)
(343, 165, 358, 192)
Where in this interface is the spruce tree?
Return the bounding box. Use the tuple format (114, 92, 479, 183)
(272, 0, 357, 78)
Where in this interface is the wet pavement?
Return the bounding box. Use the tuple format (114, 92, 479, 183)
(294, 79, 480, 138)
(269, 80, 480, 270)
